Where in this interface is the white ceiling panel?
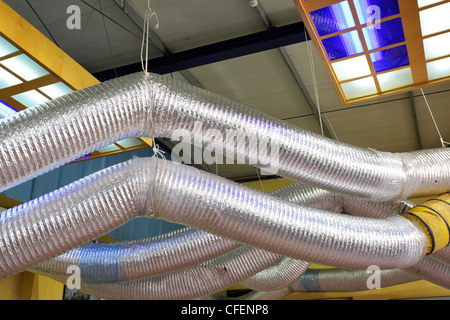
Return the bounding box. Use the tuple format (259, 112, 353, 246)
(323, 99, 420, 152)
(285, 114, 325, 136)
(189, 49, 313, 119)
(259, 0, 302, 26)
(284, 42, 342, 113)
(128, 0, 266, 52)
(412, 90, 450, 149)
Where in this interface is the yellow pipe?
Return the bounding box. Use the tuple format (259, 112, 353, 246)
(402, 193, 450, 254)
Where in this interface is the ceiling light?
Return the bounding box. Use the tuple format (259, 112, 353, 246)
(0, 54, 49, 81)
(12, 90, 49, 108)
(423, 32, 450, 60)
(0, 35, 18, 58)
(419, 2, 450, 36)
(0, 67, 22, 89)
(376, 67, 413, 92)
(0, 100, 18, 119)
(340, 76, 378, 100)
(39, 82, 73, 99)
(332, 55, 371, 81)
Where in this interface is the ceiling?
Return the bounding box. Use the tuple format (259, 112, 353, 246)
(3, 0, 450, 180)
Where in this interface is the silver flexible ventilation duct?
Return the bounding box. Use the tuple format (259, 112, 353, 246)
(29, 180, 407, 285)
(0, 70, 448, 299)
(1, 72, 449, 202)
(289, 268, 421, 293)
(0, 157, 429, 280)
(206, 267, 423, 300)
(239, 258, 310, 292)
(42, 246, 284, 300)
(31, 227, 241, 284)
(405, 254, 450, 288)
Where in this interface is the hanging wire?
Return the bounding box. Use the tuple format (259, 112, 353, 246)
(26, 0, 60, 47)
(73, 0, 98, 59)
(420, 88, 449, 148)
(99, 0, 118, 78)
(255, 168, 266, 193)
(79, 0, 141, 39)
(304, 27, 324, 137)
(140, 0, 165, 160)
(140, 0, 160, 74)
(323, 113, 340, 141)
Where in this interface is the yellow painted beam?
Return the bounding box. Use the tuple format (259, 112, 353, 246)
(0, 0, 98, 90)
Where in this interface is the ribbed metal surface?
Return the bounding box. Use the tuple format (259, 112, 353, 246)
(1, 72, 449, 202)
(0, 160, 145, 278)
(289, 268, 422, 292)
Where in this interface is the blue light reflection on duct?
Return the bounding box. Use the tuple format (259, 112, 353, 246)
(310, 1, 356, 37)
(0, 100, 18, 119)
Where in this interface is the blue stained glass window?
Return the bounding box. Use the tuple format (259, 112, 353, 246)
(310, 1, 356, 37)
(322, 30, 364, 60)
(370, 45, 409, 73)
(363, 18, 405, 50)
(353, 0, 400, 25)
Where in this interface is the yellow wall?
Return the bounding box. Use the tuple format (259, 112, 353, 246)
(0, 272, 63, 300)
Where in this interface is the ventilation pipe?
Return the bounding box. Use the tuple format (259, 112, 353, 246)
(30, 179, 409, 284)
(0, 157, 432, 279)
(1, 72, 450, 202)
(0, 71, 449, 298)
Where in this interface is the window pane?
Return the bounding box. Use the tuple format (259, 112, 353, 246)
(377, 68, 413, 92)
(0, 54, 49, 81)
(322, 30, 364, 60)
(310, 1, 355, 37)
(332, 55, 371, 81)
(353, 0, 400, 25)
(0, 36, 18, 58)
(0, 67, 22, 89)
(420, 2, 450, 36)
(370, 45, 409, 72)
(12, 90, 49, 108)
(427, 57, 450, 80)
(341, 76, 378, 99)
(423, 32, 450, 60)
(362, 18, 405, 50)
